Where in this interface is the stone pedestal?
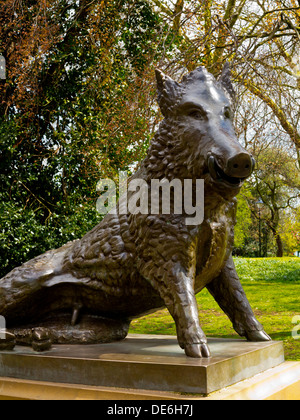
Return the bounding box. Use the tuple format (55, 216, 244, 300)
(0, 334, 285, 396)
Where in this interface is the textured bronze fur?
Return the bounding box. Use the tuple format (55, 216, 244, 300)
(0, 65, 270, 357)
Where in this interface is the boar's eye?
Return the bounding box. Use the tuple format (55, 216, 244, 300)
(224, 106, 233, 120)
(188, 108, 207, 120)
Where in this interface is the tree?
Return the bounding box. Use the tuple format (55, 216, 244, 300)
(234, 184, 253, 250)
(248, 146, 300, 257)
(0, 0, 165, 277)
(280, 208, 300, 255)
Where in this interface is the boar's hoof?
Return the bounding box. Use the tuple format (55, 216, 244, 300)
(185, 343, 211, 358)
(0, 330, 16, 351)
(245, 330, 272, 342)
(32, 328, 52, 352)
(200, 343, 212, 358)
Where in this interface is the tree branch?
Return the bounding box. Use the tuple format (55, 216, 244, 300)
(150, 0, 173, 16)
(235, 73, 300, 151)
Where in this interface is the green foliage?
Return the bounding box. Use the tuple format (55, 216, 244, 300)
(122, 0, 161, 71)
(280, 208, 300, 255)
(233, 146, 300, 258)
(234, 257, 300, 284)
(0, 1, 164, 277)
(0, 197, 102, 278)
(234, 185, 252, 249)
(0, 201, 49, 274)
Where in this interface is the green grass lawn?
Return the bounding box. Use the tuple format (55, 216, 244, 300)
(129, 257, 300, 361)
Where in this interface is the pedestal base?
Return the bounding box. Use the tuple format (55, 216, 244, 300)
(0, 334, 284, 395)
(0, 362, 299, 400)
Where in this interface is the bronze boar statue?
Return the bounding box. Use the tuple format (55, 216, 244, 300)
(0, 64, 271, 358)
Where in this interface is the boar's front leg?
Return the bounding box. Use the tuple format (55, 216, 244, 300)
(141, 260, 210, 358)
(168, 267, 211, 358)
(207, 255, 271, 342)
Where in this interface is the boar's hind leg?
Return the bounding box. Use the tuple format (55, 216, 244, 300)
(206, 255, 271, 342)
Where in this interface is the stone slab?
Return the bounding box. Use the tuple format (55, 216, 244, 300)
(0, 362, 298, 400)
(0, 334, 285, 395)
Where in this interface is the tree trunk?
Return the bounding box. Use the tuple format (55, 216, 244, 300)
(276, 234, 283, 258)
(268, 221, 284, 258)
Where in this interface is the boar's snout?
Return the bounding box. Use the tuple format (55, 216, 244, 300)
(208, 151, 255, 189)
(226, 152, 254, 179)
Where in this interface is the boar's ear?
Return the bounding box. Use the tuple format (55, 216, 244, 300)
(155, 69, 181, 117)
(219, 62, 236, 105)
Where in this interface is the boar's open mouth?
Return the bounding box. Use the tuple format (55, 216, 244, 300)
(208, 156, 247, 189)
